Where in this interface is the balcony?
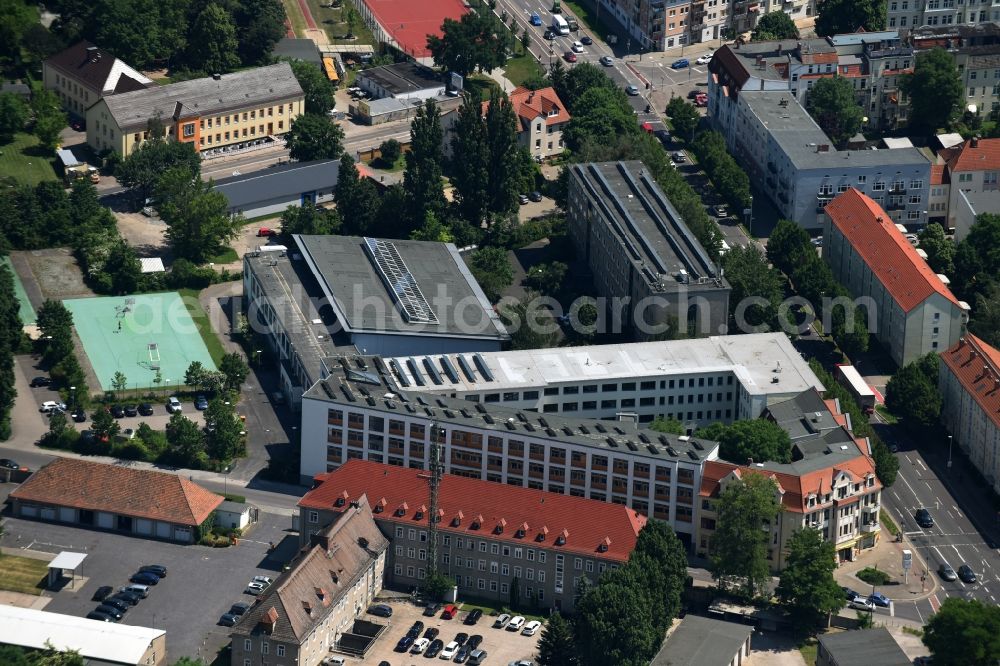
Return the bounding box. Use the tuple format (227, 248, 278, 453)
(860, 522, 880, 533)
(866, 45, 913, 59)
(889, 184, 907, 194)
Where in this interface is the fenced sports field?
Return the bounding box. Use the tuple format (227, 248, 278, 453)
(63, 292, 218, 392)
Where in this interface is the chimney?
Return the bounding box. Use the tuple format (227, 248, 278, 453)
(972, 135, 980, 148)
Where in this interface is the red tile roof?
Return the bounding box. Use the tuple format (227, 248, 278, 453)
(507, 86, 570, 129)
(360, 0, 469, 59)
(300, 460, 646, 562)
(825, 188, 962, 313)
(10, 458, 223, 526)
(941, 335, 1000, 431)
(930, 164, 946, 186)
(945, 138, 1000, 172)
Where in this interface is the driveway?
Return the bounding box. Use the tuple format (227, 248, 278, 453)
(0, 512, 293, 662)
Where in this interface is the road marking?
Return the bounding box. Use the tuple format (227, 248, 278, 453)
(889, 601, 895, 617)
(929, 594, 940, 612)
(899, 473, 920, 501)
(917, 458, 927, 471)
(954, 506, 964, 519)
(914, 601, 924, 623)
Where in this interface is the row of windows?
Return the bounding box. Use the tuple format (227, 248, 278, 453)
(242, 640, 286, 656)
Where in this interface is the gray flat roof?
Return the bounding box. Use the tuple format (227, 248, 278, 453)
(357, 61, 443, 96)
(305, 357, 719, 464)
(273, 38, 322, 65)
(213, 159, 340, 210)
(651, 615, 753, 666)
(386, 333, 824, 397)
(726, 38, 832, 81)
(293, 235, 508, 340)
(963, 189, 1000, 214)
(761, 390, 868, 476)
(101, 63, 302, 131)
(570, 161, 726, 290)
(818, 628, 910, 665)
(743, 91, 930, 170)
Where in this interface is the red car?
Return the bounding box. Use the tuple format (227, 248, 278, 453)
(257, 227, 277, 237)
(563, 51, 577, 63)
(694, 93, 708, 107)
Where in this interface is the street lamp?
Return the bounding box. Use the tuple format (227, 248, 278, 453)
(947, 435, 953, 469)
(745, 194, 754, 237)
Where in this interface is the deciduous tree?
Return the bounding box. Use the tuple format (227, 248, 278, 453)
(776, 528, 843, 628)
(427, 12, 511, 77)
(721, 244, 782, 331)
(710, 472, 783, 598)
(289, 59, 336, 115)
(666, 97, 700, 142)
(901, 48, 963, 136)
(922, 598, 1000, 666)
(468, 246, 513, 302)
(752, 12, 799, 40)
(164, 412, 206, 468)
(0, 92, 29, 140)
(536, 612, 577, 666)
(156, 167, 242, 263)
(280, 200, 341, 236)
(186, 3, 240, 74)
(449, 95, 490, 225)
(403, 100, 446, 227)
(219, 352, 249, 393)
(806, 77, 864, 148)
(117, 139, 201, 203)
(886, 353, 942, 427)
(286, 113, 345, 162)
(815, 0, 886, 36)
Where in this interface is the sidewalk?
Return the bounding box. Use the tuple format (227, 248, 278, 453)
(833, 533, 937, 603)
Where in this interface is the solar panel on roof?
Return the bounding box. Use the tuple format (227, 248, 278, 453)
(436, 398, 447, 408)
(517, 412, 528, 423)
(373, 357, 388, 375)
(524, 423, 535, 432)
(505, 421, 515, 430)
(363, 237, 439, 323)
(422, 358, 443, 385)
(440, 356, 459, 383)
(406, 359, 425, 386)
(365, 396, 376, 406)
(667, 446, 679, 457)
(562, 426, 573, 436)
(457, 355, 477, 381)
(425, 407, 435, 417)
(473, 353, 494, 382)
(389, 359, 410, 387)
(687, 450, 699, 460)
(405, 404, 416, 413)
(691, 440, 704, 451)
(579, 425, 590, 434)
(658, 435, 669, 445)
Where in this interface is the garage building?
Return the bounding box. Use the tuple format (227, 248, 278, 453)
(9, 458, 223, 544)
(213, 159, 341, 218)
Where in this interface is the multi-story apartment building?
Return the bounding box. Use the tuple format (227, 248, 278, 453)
(708, 33, 913, 131)
(934, 136, 1000, 236)
(298, 460, 645, 612)
(230, 499, 387, 666)
(939, 335, 1000, 495)
(86, 63, 304, 156)
(698, 389, 882, 568)
(890, 1, 1000, 33)
(567, 161, 731, 338)
(907, 24, 1000, 121)
(300, 358, 720, 549)
(708, 85, 931, 230)
(822, 189, 969, 367)
(504, 87, 570, 160)
(382, 333, 824, 428)
(42, 41, 152, 119)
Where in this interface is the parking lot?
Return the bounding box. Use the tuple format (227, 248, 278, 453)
(359, 601, 543, 666)
(0, 511, 293, 662)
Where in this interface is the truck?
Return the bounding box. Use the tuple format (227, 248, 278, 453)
(836, 364, 876, 415)
(552, 14, 569, 35)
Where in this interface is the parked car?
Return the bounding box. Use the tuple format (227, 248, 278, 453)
(245, 582, 267, 595)
(71, 407, 87, 422)
(424, 602, 442, 617)
(696, 52, 714, 64)
(493, 613, 511, 628)
(671, 58, 690, 69)
(468, 650, 488, 665)
(0, 458, 20, 470)
(29, 376, 51, 387)
(95, 604, 124, 620)
(915, 508, 934, 528)
(712, 204, 728, 217)
(167, 396, 182, 413)
(672, 151, 687, 163)
(230, 601, 250, 616)
(580, 35, 593, 45)
(112, 590, 141, 606)
(39, 401, 66, 413)
(407, 621, 425, 638)
(110, 404, 125, 418)
(958, 564, 978, 583)
(600, 55, 614, 66)
(687, 89, 704, 100)
(426, 639, 445, 657)
(528, 191, 543, 202)
(464, 609, 483, 625)
(442, 604, 458, 620)
(468, 635, 483, 649)
(92, 585, 114, 602)
(507, 616, 526, 631)
(522, 620, 542, 636)
(868, 592, 890, 608)
(121, 584, 149, 598)
(625, 84, 639, 96)
(137, 402, 154, 416)
(101, 597, 130, 613)
(455, 633, 469, 646)
(130, 572, 159, 586)
(563, 51, 577, 63)
(510, 661, 535, 666)
(86, 611, 115, 622)
(842, 586, 860, 601)
(396, 636, 415, 652)
(123, 404, 138, 417)
(694, 92, 708, 107)
(411, 638, 430, 654)
(219, 613, 239, 626)
(811, 236, 824, 247)
(321, 658, 345, 666)
(424, 627, 440, 640)
(195, 395, 209, 410)
(544, 29, 555, 40)
(368, 603, 393, 617)
(257, 227, 277, 237)
(455, 645, 472, 663)
(440, 641, 460, 659)
(139, 565, 167, 577)
(518, 194, 529, 205)
(848, 597, 876, 611)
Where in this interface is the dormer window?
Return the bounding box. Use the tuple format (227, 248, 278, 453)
(494, 518, 507, 535)
(396, 501, 408, 517)
(302, 600, 313, 614)
(598, 537, 611, 553)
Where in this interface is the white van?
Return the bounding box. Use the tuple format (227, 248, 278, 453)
(552, 15, 569, 35)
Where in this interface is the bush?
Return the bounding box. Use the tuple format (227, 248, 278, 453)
(199, 533, 231, 547)
(112, 439, 152, 461)
(857, 567, 891, 585)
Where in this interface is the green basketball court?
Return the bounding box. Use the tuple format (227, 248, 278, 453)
(1, 256, 36, 325)
(63, 292, 217, 392)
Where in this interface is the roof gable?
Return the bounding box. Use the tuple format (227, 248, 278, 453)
(10, 458, 223, 526)
(825, 188, 962, 312)
(946, 137, 1000, 172)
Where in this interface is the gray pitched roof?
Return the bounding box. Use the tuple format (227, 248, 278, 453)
(101, 63, 302, 131)
(650, 615, 753, 666)
(818, 628, 911, 665)
(213, 159, 341, 210)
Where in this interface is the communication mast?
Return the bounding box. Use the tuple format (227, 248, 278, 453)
(426, 424, 445, 575)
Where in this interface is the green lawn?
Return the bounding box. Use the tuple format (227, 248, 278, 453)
(458, 600, 546, 622)
(504, 54, 544, 87)
(0, 554, 48, 595)
(564, 0, 616, 42)
(880, 508, 899, 536)
(305, 0, 376, 46)
(875, 405, 898, 424)
(281, 0, 308, 36)
(0, 133, 59, 186)
(206, 247, 239, 264)
(368, 154, 405, 172)
(464, 75, 502, 103)
(799, 640, 818, 665)
(177, 288, 227, 366)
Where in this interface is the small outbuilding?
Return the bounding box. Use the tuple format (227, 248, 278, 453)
(47, 551, 87, 589)
(215, 500, 259, 532)
(213, 159, 341, 218)
(650, 615, 753, 666)
(816, 627, 912, 666)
